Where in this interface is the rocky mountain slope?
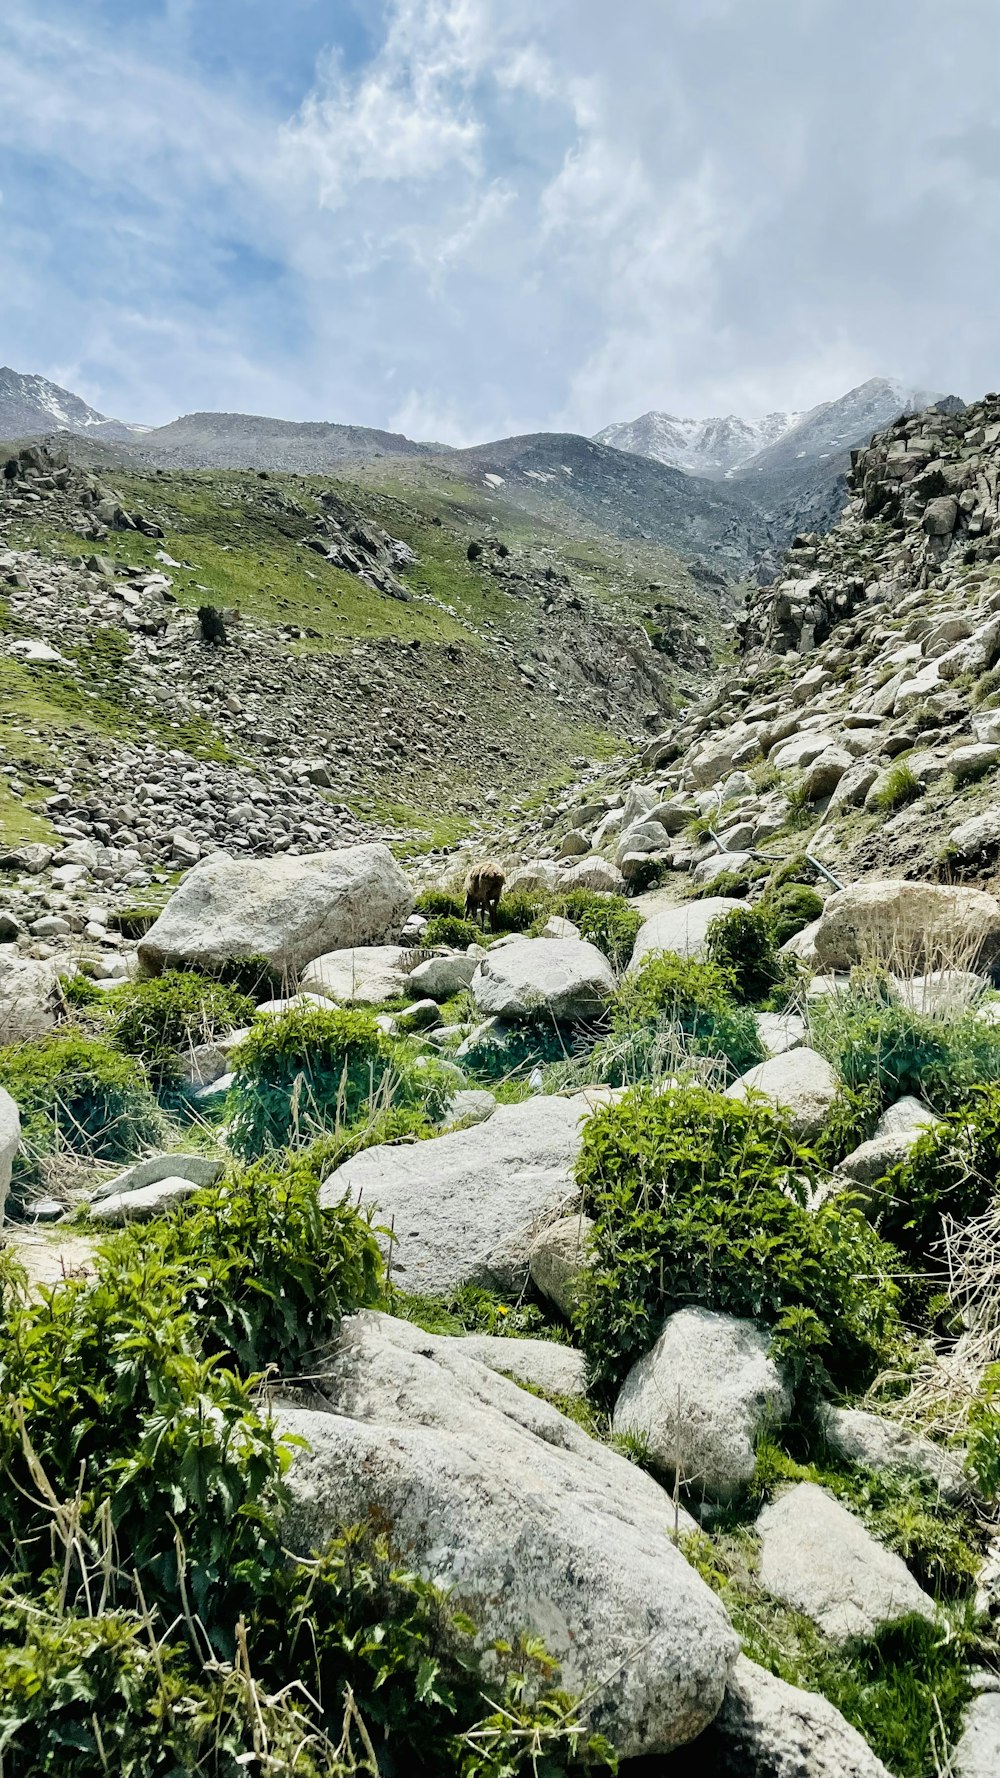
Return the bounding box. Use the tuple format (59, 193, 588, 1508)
(0, 366, 144, 442)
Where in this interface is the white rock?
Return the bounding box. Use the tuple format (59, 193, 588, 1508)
(320, 1095, 595, 1296)
(755, 1482, 935, 1640)
(705, 1654, 893, 1778)
(814, 880, 1000, 972)
(279, 1311, 737, 1759)
(407, 953, 478, 999)
(90, 1151, 225, 1202)
(726, 1048, 838, 1140)
(613, 1308, 792, 1502)
(447, 1332, 587, 1398)
(561, 856, 626, 894)
(89, 1176, 201, 1224)
(528, 1212, 595, 1318)
(820, 1406, 967, 1502)
(301, 945, 411, 1005)
(629, 898, 743, 972)
(0, 1087, 20, 1226)
(471, 938, 615, 1023)
(953, 1693, 1000, 1778)
(137, 844, 412, 976)
(0, 955, 61, 1040)
(756, 1011, 807, 1056)
(875, 1095, 936, 1137)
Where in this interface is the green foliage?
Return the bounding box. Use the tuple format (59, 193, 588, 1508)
(685, 865, 753, 900)
(967, 1362, 1000, 1497)
(197, 952, 286, 1000)
(107, 970, 256, 1076)
(423, 913, 481, 948)
(885, 1086, 1000, 1267)
(393, 1281, 570, 1344)
(110, 905, 161, 940)
(58, 971, 104, 1010)
(575, 1086, 902, 1400)
(535, 890, 643, 971)
(612, 951, 765, 1077)
(808, 974, 1000, 1114)
(870, 763, 921, 812)
(705, 904, 795, 1006)
(227, 1005, 397, 1158)
(459, 1017, 572, 1083)
(414, 888, 465, 920)
(812, 1080, 884, 1168)
(0, 1033, 162, 1193)
(762, 881, 823, 946)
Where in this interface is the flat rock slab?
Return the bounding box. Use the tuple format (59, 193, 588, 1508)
(726, 1048, 838, 1140)
(629, 898, 743, 972)
(278, 1311, 737, 1759)
(756, 1481, 935, 1641)
(702, 1653, 893, 1778)
(320, 1095, 593, 1295)
(471, 937, 615, 1023)
(90, 1151, 225, 1203)
(89, 1177, 201, 1225)
(613, 1308, 792, 1503)
(301, 945, 412, 1005)
(138, 844, 412, 976)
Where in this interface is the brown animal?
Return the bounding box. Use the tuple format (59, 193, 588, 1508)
(464, 859, 505, 931)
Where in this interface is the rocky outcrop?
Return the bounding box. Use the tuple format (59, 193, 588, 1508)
(278, 1310, 738, 1760)
(137, 845, 412, 976)
(814, 880, 1000, 972)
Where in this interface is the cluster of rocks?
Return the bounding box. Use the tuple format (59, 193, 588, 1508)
(2, 442, 164, 539)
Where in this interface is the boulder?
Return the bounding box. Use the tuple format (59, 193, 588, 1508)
(471, 938, 615, 1023)
(320, 1095, 593, 1296)
(876, 1095, 936, 1137)
(691, 851, 754, 886)
(629, 898, 743, 972)
(701, 1653, 893, 1778)
(953, 1694, 1000, 1778)
(439, 1088, 496, 1130)
(837, 1130, 925, 1187)
(820, 1405, 967, 1502)
(0, 954, 61, 1042)
(448, 1332, 587, 1398)
(922, 494, 959, 535)
(90, 1151, 225, 1203)
(616, 820, 673, 865)
(828, 760, 880, 811)
(279, 1311, 738, 1758)
(725, 1048, 838, 1140)
(505, 862, 561, 895)
(528, 1211, 595, 1318)
(0, 1087, 20, 1226)
(137, 845, 412, 977)
(755, 1482, 935, 1640)
(407, 953, 478, 1000)
(756, 1011, 807, 1057)
(803, 745, 853, 801)
(613, 1308, 792, 1502)
(948, 810, 1000, 865)
(302, 945, 412, 1005)
(814, 880, 1000, 972)
(89, 1176, 201, 1224)
(561, 857, 627, 894)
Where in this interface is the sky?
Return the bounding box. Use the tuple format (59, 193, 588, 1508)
(2, 0, 999, 442)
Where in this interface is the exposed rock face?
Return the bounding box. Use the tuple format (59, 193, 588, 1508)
(953, 1693, 1000, 1778)
(138, 845, 412, 976)
(470, 937, 615, 1023)
(813, 880, 1000, 972)
(628, 898, 743, 971)
(755, 1482, 935, 1640)
(613, 1308, 792, 1502)
(278, 1310, 739, 1760)
(700, 1653, 894, 1778)
(319, 1095, 593, 1296)
(725, 1048, 838, 1140)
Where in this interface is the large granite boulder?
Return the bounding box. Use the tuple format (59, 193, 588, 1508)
(628, 898, 743, 972)
(528, 1211, 595, 1318)
(819, 1405, 967, 1502)
(138, 845, 412, 976)
(725, 1048, 838, 1140)
(0, 954, 62, 1042)
(755, 1482, 935, 1640)
(613, 1308, 792, 1502)
(319, 1095, 594, 1296)
(278, 1311, 738, 1759)
(471, 938, 615, 1023)
(301, 945, 412, 1005)
(700, 1653, 893, 1777)
(814, 880, 1000, 972)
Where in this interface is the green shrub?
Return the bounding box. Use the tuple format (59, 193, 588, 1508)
(0, 1033, 162, 1193)
(108, 970, 256, 1075)
(685, 865, 755, 899)
(762, 882, 823, 946)
(812, 1080, 884, 1168)
(414, 887, 465, 919)
(575, 1085, 902, 1399)
(883, 1086, 1000, 1266)
(58, 971, 104, 1011)
(705, 904, 796, 1006)
(870, 764, 921, 812)
(612, 952, 764, 1078)
(539, 890, 643, 971)
(494, 889, 544, 933)
(227, 1006, 397, 1158)
(459, 1017, 572, 1082)
(809, 980, 1000, 1112)
(423, 913, 480, 948)
(198, 952, 286, 1000)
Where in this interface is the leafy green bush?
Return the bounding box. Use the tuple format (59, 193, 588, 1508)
(423, 913, 480, 948)
(538, 890, 643, 971)
(762, 882, 824, 946)
(227, 1005, 397, 1157)
(459, 1017, 571, 1082)
(809, 978, 1000, 1112)
(494, 889, 544, 933)
(575, 1085, 902, 1399)
(0, 1033, 162, 1193)
(705, 904, 796, 1006)
(414, 888, 465, 919)
(58, 970, 104, 1011)
(612, 952, 764, 1078)
(870, 764, 921, 812)
(108, 970, 256, 1074)
(883, 1086, 1000, 1266)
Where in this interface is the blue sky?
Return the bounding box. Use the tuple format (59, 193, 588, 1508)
(3, 0, 1000, 439)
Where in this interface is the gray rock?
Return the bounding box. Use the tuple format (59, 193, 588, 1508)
(89, 1176, 201, 1224)
(278, 1310, 736, 1758)
(528, 1211, 595, 1318)
(948, 810, 1000, 863)
(393, 997, 441, 1032)
(439, 1089, 496, 1130)
(0, 1087, 20, 1226)
(804, 745, 854, 800)
(726, 1048, 838, 1140)
(138, 844, 412, 976)
(875, 1095, 936, 1137)
(704, 1653, 893, 1778)
(922, 494, 959, 535)
(837, 1130, 924, 1187)
(561, 856, 626, 894)
(407, 953, 478, 999)
(0, 954, 61, 1041)
(755, 1482, 935, 1640)
(613, 1308, 792, 1502)
(629, 898, 743, 972)
(828, 759, 880, 812)
(616, 819, 675, 865)
(320, 1095, 594, 1296)
(820, 1405, 967, 1502)
(471, 938, 615, 1023)
(447, 1332, 587, 1398)
(756, 1012, 807, 1057)
(90, 1151, 224, 1203)
(814, 880, 1000, 972)
(179, 1041, 230, 1087)
(954, 1693, 1000, 1778)
(301, 944, 412, 1004)
(692, 851, 754, 886)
